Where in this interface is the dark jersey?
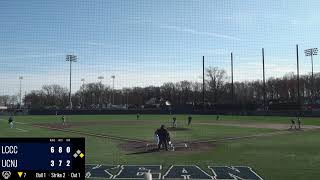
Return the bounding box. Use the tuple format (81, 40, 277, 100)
(188, 116, 192, 125)
(155, 128, 170, 141)
(154, 129, 159, 135)
(8, 117, 13, 123)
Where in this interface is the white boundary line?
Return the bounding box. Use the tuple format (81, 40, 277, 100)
(208, 166, 264, 180)
(0, 119, 29, 132)
(85, 164, 121, 179)
(162, 165, 213, 180)
(85, 164, 264, 180)
(14, 121, 29, 125)
(113, 165, 162, 179)
(15, 128, 29, 132)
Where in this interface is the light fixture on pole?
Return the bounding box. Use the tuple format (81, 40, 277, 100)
(304, 48, 318, 103)
(66, 54, 77, 109)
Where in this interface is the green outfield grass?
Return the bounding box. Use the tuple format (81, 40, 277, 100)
(74, 123, 275, 141)
(0, 114, 320, 180)
(8, 114, 320, 125)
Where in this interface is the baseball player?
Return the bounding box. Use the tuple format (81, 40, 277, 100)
(290, 119, 296, 130)
(136, 113, 140, 120)
(297, 116, 301, 129)
(8, 115, 14, 128)
(216, 114, 220, 121)
(62, 115, 66, 126)
(155, 125, 170, 151)
(172, 116, 177, 128)
(187, 115, 192, 126)
(154, 131, 160, 147)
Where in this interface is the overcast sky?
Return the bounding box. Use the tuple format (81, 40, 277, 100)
(1, 0, 320, 95)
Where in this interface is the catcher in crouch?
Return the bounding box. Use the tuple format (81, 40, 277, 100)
(154, 125, 171, 151)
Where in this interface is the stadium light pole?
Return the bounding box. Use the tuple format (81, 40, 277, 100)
(98, 76, 104, 105)
(19, 76, 23, 107)
(304, 48, 318, 103)
(66, 54, 77, 109)
(262, 48, 266, 111)
(111, 75, 115, 104)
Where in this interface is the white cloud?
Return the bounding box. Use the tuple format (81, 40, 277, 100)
(161, 25, 242, 41)
(86, 42, 106, 46)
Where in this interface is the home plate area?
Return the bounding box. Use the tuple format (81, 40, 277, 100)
(145, 142, 188, 151)
(85, 164, 263, 179)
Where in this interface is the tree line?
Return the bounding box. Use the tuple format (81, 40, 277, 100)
(2, 67, 319, 110)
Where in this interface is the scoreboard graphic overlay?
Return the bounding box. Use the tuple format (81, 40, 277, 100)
(0, 138, 85, 180)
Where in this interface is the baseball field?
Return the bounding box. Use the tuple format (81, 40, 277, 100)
(1, 114, 320, 180)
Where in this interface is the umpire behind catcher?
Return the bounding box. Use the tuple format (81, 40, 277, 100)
(155, 125, 170, 151)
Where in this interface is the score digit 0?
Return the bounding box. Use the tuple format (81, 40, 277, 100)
(50, 146, 71, 153)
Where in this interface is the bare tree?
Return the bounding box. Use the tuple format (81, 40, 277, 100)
(206, 67, 227, 103)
